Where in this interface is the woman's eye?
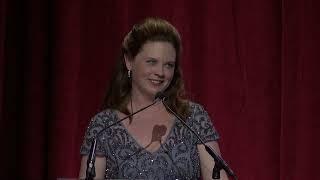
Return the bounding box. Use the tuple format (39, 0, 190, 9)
(146, 59, 156, 64)
(166, 63, 175, 68)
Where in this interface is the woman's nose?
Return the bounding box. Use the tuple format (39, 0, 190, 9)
(155, 65, 165, 77)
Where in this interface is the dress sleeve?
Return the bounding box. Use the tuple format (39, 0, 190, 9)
(190, 103, 220, 144)
(80, 112, 108, 156)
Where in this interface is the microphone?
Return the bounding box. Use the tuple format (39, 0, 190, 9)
(158, 93, 238, 180)
(85, 94, 163, 180)
(155, 91, 166, 100)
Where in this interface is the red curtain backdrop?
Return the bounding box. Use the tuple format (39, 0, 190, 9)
(1, 0, 319, 179)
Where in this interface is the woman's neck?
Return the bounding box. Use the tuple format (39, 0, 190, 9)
(131, 93, 154, 108)
(129, 91, 156, 110)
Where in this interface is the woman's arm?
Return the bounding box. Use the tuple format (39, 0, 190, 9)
(78, 155, 107, 180)
(197, 141, 229, 180)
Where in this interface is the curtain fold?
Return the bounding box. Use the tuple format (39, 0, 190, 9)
(1, 0, 319, 179)
(280, 0, 320, 179)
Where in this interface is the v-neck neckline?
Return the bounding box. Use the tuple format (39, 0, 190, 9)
(112, 109, 177, 154)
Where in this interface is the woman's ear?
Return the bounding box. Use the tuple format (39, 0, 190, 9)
(124, 54, 132, 70)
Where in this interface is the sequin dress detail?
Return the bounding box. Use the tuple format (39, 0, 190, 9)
(80, 102, 220, 180)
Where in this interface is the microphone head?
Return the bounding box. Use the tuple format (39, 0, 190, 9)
(155, 91, 166, 100)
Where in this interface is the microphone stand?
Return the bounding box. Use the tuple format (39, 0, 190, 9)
(161, 98, 237, 180)
(85, 98, 161, 180)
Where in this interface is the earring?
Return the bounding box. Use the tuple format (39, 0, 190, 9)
(128, 70, 131, 78)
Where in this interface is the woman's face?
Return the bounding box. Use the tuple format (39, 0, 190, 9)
(125, 41, 176, 99)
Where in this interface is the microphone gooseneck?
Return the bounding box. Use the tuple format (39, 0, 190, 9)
(160, 96, 237, 180)
(85, 94, 163, 180)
